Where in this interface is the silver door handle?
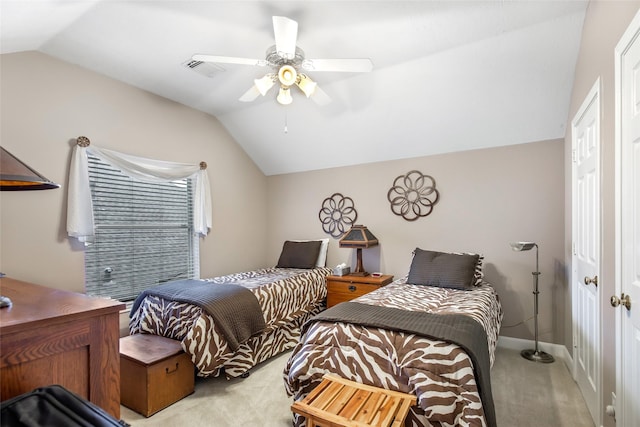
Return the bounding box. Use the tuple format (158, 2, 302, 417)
(584, 275, 598, 287)
(610, 293, 631, 311)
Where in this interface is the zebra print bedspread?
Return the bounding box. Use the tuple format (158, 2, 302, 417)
(283, 276, 502, 427)
(129, 267, 332, 378)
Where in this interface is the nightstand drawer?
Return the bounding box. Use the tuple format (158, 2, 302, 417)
(328, 280, 379, 297)
(326, 274, 393, 308)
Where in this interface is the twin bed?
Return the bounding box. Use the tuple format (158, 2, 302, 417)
(128, 243, 502, 427)
(129, 239, 331, 378)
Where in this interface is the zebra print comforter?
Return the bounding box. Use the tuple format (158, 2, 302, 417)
(129, 267, 332, 378)
(283, 276, 502, 427)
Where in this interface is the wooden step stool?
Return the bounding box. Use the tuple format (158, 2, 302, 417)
(291, 374, 417, 427)
(120, 334, 195, 417)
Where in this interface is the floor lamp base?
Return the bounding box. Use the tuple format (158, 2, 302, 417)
(521, 349, 554, 363)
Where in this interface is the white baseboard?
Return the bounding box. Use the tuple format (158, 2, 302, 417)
(497, 336, 574, 374)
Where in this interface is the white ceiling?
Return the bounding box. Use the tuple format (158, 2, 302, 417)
(1, 0, 587, 175)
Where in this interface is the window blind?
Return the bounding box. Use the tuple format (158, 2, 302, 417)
(85, 154, 198, 302)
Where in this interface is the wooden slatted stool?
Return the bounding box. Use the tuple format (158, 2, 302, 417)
(291, 374, 416, 427)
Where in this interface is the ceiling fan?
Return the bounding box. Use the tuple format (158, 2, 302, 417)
(192, 16, 373, 106)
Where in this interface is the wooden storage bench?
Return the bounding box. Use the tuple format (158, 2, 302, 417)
(120, 334, 195, 417)
(291, 374, 416, 427)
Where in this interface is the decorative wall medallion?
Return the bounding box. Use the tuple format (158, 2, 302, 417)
(318, 193, 358, 238)
(387, 170, 440, 221)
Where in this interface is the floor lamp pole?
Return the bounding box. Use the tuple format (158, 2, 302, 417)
(521, 244, 554, 363)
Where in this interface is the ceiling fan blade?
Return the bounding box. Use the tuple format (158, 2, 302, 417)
(239, 85, 261, 102)
(310, 86, 332, 106)
(272, 16, 298, 59)
(302, 58, 373, 73)
(192, 54, 266, 67)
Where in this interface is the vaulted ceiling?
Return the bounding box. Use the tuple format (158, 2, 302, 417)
(1, 1, 588, 175)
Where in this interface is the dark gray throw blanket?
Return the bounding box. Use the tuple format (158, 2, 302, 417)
(303, 301, 496, 427)
(130, 279, 266, 352)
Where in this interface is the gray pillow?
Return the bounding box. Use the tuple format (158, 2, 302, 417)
(453, 252, 484, 286)
(407, 248, 479, 290)
(276, 240, 322, 269)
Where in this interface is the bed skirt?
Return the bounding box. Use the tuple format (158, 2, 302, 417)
(218, 303, 324, 378)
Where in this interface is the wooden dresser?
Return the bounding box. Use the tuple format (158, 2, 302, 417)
(0, 277, 125, 418)
(326, 274, 393, 308)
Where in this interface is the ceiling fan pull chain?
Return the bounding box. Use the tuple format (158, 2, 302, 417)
(284, 112, 288, 134)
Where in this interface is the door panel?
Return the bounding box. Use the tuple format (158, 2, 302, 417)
(616, 12, 640, 426)
(572, 81, 601, 426)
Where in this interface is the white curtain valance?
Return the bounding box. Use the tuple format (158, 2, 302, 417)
(67, 144, 212, 243)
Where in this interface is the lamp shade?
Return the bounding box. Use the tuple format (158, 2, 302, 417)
(1, 147, 60, 191)
(339, 225, 378, 248)
(278, 65, 297, 87)
(510, 242, 537, 251)
(277, 87, 293, 105)
(254, 74, 276, 96)
(296, 74, 317, 98)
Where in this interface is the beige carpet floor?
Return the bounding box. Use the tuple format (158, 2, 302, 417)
(120, 346, 594, 426)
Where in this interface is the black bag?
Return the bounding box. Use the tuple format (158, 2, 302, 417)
(0, 385, 130, 427)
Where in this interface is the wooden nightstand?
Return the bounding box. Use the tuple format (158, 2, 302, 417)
(326, 274, 393, 308)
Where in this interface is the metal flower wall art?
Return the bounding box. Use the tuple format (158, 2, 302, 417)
(318, 193, 358, 238)
(387, 170, 440, 221)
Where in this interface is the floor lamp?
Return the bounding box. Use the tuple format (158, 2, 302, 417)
(510, 241, 554, 363)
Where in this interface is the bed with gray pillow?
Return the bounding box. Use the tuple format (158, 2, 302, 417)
(284, 248, 503, 427)
(129, 240, 331, 378)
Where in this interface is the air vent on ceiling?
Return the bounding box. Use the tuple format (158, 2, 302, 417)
(183, 59, 224, 77)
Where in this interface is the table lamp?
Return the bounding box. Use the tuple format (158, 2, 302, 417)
(339, 225, 378, 276)
(1, 147, 60, 308)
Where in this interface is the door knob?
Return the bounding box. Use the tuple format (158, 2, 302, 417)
(610, 293, 631, 310)
(584, 275, 598, 287)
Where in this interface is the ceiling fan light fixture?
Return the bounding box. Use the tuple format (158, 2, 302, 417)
(278, 65, 297, 87)
(195, 16, 370, 108)
(254, 74, 276, 96)
(277, 86, 293, 105)
(297, 74, 317, 98)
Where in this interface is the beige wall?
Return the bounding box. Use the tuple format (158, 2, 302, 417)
(0, 51, 269, 293)
(1, 52, 567, 348)
(267, 139, 566, 345)
(0, 53, 566, 347)
(564, 1, 640, 426)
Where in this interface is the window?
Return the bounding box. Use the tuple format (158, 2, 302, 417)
(84, 154, 198, 302)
